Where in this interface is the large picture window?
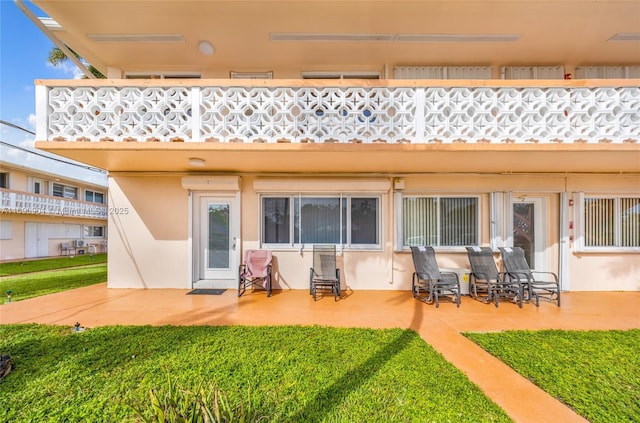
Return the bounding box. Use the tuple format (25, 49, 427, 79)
(583, 196, 640, 248)
(262, 195, 380, 247)
(402, 196, 479, 247)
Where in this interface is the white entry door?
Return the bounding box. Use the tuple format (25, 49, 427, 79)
(512, 196, 547, 271)
(194, 195, 240, 289)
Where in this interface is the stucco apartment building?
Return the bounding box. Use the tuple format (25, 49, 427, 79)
(20, 0, 639, 292)
(0, 161, 107, 260)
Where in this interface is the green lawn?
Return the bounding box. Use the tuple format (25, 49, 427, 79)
(464, 329, 640, 423)
(0, 254, 107, 276)
(0, 264, 107, 304)
(0, 324, 512, 423)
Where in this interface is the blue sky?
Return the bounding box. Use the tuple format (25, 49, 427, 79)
(0, 0, 107, 185)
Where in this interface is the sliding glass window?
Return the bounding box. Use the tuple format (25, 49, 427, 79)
(262, 195, 380, 248)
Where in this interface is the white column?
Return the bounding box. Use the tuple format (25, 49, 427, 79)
(559, 192, 570, 291)
(35, 85, 48, 141)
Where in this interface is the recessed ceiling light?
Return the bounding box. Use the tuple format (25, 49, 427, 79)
(87, 34, 184, 42)
(198, 40, 215, 56)
(188, 158, 205, 167)
(608, 33, 640, 41)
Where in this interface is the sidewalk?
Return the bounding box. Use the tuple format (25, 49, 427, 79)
(1, 285, 638, 422)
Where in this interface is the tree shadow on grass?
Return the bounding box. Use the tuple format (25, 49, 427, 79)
(285, 328, 418, 422)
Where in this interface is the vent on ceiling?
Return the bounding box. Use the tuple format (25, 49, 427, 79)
(124, 72, 201, 79)
(608, 33, 640, 42)
(88, 34, 184, 42)
(271, 33, 519, 43)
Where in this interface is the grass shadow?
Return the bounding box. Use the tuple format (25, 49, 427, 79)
(286, 328, 417, 422)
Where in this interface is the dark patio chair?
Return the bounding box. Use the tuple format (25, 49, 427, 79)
(309, 245, 340, 301)
(410, 246, 460, 308)
(238, 249, 273, 297)
(60, 242, 75, 256)
(499, 247, 560, 307)
(465, 246, 524, 308)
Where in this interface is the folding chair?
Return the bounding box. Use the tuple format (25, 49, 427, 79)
(309, 245, 341, 301)
(499, 247, 561, 307)
(465, 246, 524, 308)
(238, 250, 273, 297)
(410, 246, 460, 308)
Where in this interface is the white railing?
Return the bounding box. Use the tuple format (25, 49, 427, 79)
(0, 190, 108, 219)
(36, 80, 640, 144)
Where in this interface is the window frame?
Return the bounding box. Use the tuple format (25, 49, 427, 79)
(398, 194, 481, 251)
(83, 225, 105, 238)
(85, 189, 105, 204)
(51, 182, 78, 200)
(260, 193, 382, 250)
(576, 193, 640, 252)
(0, 172, 9, 189)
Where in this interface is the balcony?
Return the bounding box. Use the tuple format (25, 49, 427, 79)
(35, 79, 640, 144)
(0, 189, 108, 219)
(34, 79, 640, 174)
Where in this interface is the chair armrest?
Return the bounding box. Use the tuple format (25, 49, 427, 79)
(530, 271, 559, 283)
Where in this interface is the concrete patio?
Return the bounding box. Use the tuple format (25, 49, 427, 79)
(2, 285, 639, 423)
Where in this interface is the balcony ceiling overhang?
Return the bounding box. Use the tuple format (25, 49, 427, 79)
(35, 142, 640, 175)
(32, 0, 640, 74)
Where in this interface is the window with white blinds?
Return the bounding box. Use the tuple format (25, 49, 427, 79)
(402, 196, 479, 247)
(52, 183, 78, 199)
(584, 196, 640, 248)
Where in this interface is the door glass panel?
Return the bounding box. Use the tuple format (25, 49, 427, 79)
(208, 203, 229, 269)
(513, 203, 535, 267)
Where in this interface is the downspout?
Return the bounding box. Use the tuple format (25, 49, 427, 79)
(15, 0, 96, 79)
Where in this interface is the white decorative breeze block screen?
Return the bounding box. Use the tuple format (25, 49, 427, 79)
(41, 85, 640, 143)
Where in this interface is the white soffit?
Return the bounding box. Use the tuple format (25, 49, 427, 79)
(87, 34, 184, 42)
(253, 179, 390, 192)
(271, 33, 520, 42)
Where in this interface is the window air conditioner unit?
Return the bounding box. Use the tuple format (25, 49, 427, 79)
(73, 240, 86, 248)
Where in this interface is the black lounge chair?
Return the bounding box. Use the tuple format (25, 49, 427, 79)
(499, 247, 561, 307)
(465, 246, 524, 308)
(238, 250, 273, 297)
(410, 246, 460, 308)
(309, 245, 341, 301)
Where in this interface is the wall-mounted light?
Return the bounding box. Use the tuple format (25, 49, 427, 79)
(198, 40, 214, 56)
(188, 158, 205, 167)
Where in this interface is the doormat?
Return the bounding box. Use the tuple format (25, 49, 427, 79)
(187, 289, 226, 295)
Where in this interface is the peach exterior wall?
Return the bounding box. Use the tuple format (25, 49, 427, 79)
(0, 220, 24, 260)
(107, 175, 189, 288)
(106, 173, 638, 291)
